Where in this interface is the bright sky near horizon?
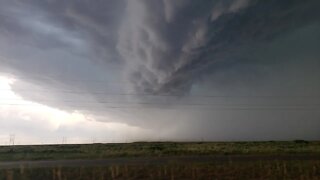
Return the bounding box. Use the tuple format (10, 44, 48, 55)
(0, 76, 151, 145)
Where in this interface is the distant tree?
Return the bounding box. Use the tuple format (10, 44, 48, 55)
(293, 140, 309, 144)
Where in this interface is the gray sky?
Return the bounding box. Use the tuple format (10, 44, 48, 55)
(0, 0, 319, 144)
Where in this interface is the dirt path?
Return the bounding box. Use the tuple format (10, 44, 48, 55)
(0, 155, 319, 169)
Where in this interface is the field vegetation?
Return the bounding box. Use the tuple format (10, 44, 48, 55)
(1, 160, 320, 179)
(0, 141, 319, 161)
(0, 141, 319, 179)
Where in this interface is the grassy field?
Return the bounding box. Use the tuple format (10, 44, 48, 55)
(1, 160, 320, 180)
(0, 141, 319, 179)
(0, 141, 319, 161)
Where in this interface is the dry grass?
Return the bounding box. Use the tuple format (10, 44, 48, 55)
(0, 141, 319, 179)
(1, 160, 319, 180)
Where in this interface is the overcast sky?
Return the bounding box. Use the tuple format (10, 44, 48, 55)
(0, 0, 319, 144)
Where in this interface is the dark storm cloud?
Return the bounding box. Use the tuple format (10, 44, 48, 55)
(0, 0, 127, 115)
(118, 0, 320, 94)
(0, 0, 320, 140)
(0, 0, 125, 62)
(2, 0, 319, 95)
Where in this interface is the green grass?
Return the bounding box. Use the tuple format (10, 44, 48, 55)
(0, 141, 319, 161)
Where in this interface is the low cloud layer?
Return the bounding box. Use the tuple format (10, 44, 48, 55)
(0, 0, 319, 143)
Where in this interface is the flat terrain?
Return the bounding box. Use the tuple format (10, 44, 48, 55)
(1, 141, 319, 161)
(0, 141, 319, 179)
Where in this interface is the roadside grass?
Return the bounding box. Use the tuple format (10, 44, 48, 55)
(1, 160, 319, 180)
(0, 141, 319, 161)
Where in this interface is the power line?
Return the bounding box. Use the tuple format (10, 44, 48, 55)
(0, 60, 123, 84)
(0, 98, 320, 107)
(6, 75, 125, 84)
(0, 103, 319, 111)
(0, 88, 319, 98)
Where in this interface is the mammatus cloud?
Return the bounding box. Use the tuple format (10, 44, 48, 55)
(0, 0, 319, 143)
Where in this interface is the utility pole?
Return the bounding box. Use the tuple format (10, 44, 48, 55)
(91, 137, 96, 144)
(9, 134, 15, 152)
(9, 134, 15, 146)
(62, 137, 67, 144)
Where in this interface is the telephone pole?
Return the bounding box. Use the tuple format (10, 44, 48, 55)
(62, 137, 67, 144)
(9, 134, 15, 152)
(9, 134, 15, 146)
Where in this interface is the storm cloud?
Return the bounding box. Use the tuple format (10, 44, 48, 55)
(0, 0, 319, 143)
(118, 0, 320, 94)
